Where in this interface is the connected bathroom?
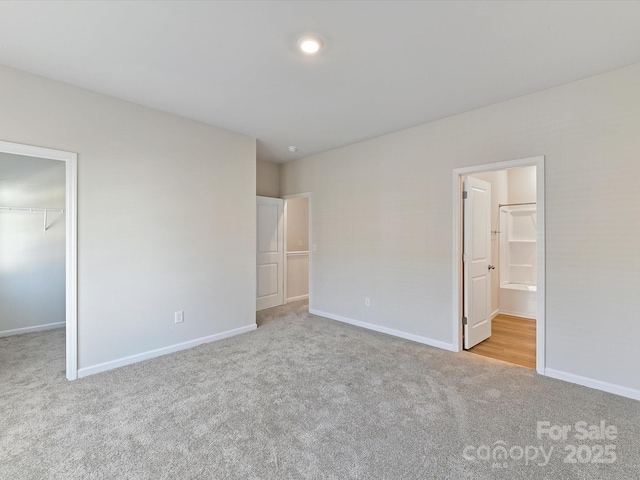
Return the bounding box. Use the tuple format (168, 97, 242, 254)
(473, 165, 537, 320)
(462, 164, 538, 369)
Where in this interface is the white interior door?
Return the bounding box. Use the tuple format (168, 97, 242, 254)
(464, 176, 492, 349)
(257, 196, 284, 311)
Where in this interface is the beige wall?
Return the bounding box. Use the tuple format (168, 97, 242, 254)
(0, 65, 256, 371)
(285, 196, 309, 301)
(256, 158, 280, 197)
(281, 63, 640, 393)
(286, 196, 309, 252)
(286, 254, 309, 301)
(508, 165, 537, 204)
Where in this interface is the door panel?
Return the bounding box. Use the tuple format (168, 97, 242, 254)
(257, 264, 279, 297)
(258, 203, 279, 253)
(257, 196, 284, 311)
(464, 176, 492, 349)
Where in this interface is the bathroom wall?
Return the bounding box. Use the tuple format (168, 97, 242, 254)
(286, 196, 309, 252)
(500, 166, 537, 318)
(472, 167, 537, 318)
(508, 166, 536, 204)
(286, 196, 309, 302)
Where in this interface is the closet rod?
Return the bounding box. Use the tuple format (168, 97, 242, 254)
(0, 206, 65, 213)
(0, 206, 65, 232)
(492, 202, 537, 235)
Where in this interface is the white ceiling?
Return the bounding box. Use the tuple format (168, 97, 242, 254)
(1, 1, 640, 163)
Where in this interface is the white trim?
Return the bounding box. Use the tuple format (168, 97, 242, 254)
(287, 294, 309, 302)
(535, 159, 546, 375)
(0, 322, 65, 338)
(499, 309, 536, 320)
(310, 309, 456, 352)
(66, 152, 78, 380)
(491, 309, 500, 319)
(0, 140, 74, 161)
(0, 140, 78, 380)
(545, 368, 640, 402)
(285, 252, 310, 303)
(78, 324, 257, 378)
(452, 156, 546, 374)
(282, 192, 312, 308)
(283, 197, 288, 304)
(287, 251, 309, 257)
(281, 193, 312, 200)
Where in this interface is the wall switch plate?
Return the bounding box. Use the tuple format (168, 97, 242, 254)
(175, 311, 184, 324)
(365, 297, 370, 307)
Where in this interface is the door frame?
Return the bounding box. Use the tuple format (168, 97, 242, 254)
(282, 192, 312, 307)
(0, 140, 78, 380)
(452, 156, 545, 374)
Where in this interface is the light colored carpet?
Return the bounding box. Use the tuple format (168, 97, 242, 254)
(1, 300, 639, 479)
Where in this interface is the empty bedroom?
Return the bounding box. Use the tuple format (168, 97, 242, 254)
(1, 1, 639, 479)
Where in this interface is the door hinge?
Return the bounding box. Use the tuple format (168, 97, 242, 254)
(462, 316, 468, 325)
(462, 191, 468, 199)
(462, 253, 468, 262)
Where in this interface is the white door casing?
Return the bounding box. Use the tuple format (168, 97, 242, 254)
(256, 196, 284, 311)
(0, 140, 78, 380)
(453, 156, 545, 374)
(463, 176, 492, 349)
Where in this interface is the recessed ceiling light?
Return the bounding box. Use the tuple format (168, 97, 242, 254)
(298, 36, 322, 55)
(288, 146, 297, 152)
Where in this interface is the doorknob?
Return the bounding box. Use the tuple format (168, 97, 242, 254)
(488, 265, 495, 270)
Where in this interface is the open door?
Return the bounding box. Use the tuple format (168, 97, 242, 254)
(256, 196, 284, 311)
(463, 176, 492, 349)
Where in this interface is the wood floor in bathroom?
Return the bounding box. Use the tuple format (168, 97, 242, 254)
(467, 314, 536, 369)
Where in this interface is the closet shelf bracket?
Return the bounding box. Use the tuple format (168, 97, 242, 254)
(0, 206, 66, 232)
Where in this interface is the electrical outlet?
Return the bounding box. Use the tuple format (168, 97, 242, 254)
(365, 297, 370, 307)
(175, 311, 184, 324)
(298, 239, 303, 247)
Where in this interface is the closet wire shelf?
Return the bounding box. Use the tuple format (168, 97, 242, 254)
(0, 206, 65, 232)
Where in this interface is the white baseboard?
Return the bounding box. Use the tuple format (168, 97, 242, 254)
(78, 324, 257, 378)
(499, 309, 536, 320)
(545, 368, 640, 402)
(287, 294, 309, 303)
(310, 309, 456, 352)
(0, 322, 65, 338)
(491, 309, 500, 319)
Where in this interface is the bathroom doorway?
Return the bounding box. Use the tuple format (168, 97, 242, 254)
(283, 193, 311, 310)
(255, 193, 311, 328)
(452, 157, 545, 373)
